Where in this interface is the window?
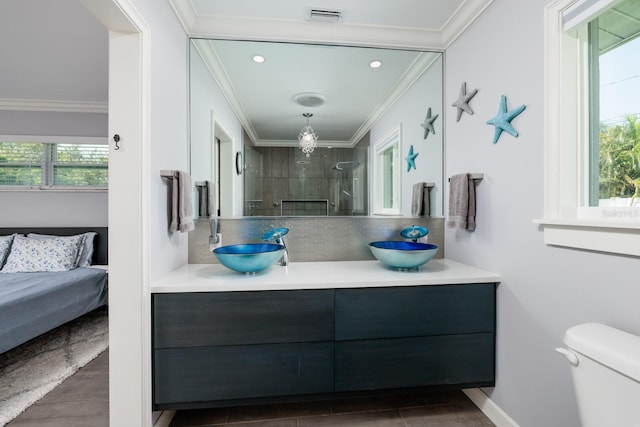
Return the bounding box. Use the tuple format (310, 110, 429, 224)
(538, 0, 640, 257)
(0, 139, 108, 190)
(373, 126, 401, 215)
(588, 2, 640, 208)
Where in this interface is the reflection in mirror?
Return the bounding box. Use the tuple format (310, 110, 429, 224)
(373, 126, 401, 215)
(189, 39, 444, 217)
(245, 145, 368, 216)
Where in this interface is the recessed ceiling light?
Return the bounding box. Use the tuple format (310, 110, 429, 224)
(369, 59, 383, 69)
(252, 55, 265, 63)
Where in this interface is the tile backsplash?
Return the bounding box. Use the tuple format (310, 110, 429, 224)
(189, 216, 444, 264)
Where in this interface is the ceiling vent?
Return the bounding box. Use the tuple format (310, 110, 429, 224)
(307, 7, 343, 23)
(293, 92, 327, 108)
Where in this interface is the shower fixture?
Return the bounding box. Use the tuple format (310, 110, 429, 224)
(331, 160, 360, 171)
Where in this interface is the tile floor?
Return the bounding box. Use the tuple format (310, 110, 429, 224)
(7, 349, 494, 427)
(169, 390, 494, 427)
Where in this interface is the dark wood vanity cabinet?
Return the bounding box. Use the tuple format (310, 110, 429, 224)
(152, 283, 495, 409)
(153, 290, 334, 407)
(334, 284, 495, 391)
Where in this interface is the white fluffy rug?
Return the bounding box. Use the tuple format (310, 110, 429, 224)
(0, 308, 108, 426)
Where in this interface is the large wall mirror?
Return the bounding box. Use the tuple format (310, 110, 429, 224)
(190, 38, 444, 217)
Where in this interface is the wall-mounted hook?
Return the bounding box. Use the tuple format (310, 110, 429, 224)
(113, 134, 120, 150)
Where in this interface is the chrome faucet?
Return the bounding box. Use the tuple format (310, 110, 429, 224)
(209, 218, 221, 251)
(275, 235, 289, 266)
(262, 226, 290, 266)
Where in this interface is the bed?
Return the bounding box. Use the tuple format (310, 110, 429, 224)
(0, 227, 108, 354)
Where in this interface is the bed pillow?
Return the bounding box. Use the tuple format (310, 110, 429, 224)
(0, 234, 16, 268)
(27, 232, 96, 267)
(0, 234, 85, 273)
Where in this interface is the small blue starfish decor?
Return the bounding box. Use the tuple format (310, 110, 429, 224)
(452, 82, 478, 122)
(486, 95, 526, 144)
(405, 145, 419, 171)
(420, 107, 439, 139)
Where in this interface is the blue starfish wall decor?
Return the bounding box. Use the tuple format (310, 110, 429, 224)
(452, 82, 478, 122)
(405, 145, 419, 171)
(486, 95, 526, 144)
(420, 107, 438, 139)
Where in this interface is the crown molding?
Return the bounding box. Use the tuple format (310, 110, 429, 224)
(256, 139, 351, 148)
(0, 98, 108, 113)
(441, 0, 494, 48)
(167, 0, 197, 35)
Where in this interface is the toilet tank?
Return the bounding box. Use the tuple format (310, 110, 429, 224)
(560, 323, 640, 427)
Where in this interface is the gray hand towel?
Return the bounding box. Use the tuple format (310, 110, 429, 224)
(412, 182, 429, 217)
(447, 173, 476, 231)
(169, 170, 194, 233)
(169, 175, 179, 232)
(197, 182, 208, 217)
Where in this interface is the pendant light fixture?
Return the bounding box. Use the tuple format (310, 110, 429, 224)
(298, 113, 318, 158)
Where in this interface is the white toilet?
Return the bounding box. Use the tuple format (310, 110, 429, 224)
(556, 323, 640, 427)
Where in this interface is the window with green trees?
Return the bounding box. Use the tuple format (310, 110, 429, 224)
(0, 142, 108, 189)
(589, 0, 640, 207)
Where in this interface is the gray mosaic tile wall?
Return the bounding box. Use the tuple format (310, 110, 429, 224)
(188, 216, 444, 264)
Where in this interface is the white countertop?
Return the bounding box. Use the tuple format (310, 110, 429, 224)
(151, 259, 501, 293)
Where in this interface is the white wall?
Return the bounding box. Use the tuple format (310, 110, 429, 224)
(445, 1, 640, 426)
(111, 0, 190, 279)
(0, 191, 108, 227)
(370, 55, 444, 217)
(0, 111, 109, 228)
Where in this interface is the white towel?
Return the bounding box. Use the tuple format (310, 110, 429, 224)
(169, 170, 194, 233)
(447, 173, 476, 231)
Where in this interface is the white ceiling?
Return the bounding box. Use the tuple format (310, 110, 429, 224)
(0, 0, 108, 110)
(172, 0, 493, 49)
(194, 39, 440, 146)
(179, 0, 493, 147)
(190, 0, 463, 31)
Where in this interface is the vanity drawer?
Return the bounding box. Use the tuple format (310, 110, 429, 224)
(153, 290, 334, 348)
(335, 284, 495, 340)
(154, 342, 334, 406)
(334, 333, 494, 392)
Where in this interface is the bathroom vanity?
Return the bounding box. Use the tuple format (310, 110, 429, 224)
(151, 259, 500, 410)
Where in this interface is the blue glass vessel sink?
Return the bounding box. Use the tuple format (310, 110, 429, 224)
(368, 241, 438, 270)
(213, 243, 285, 274)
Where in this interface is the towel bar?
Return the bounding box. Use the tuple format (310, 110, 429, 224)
(448, 173, 483, 182)
(160, 170, 177, 178)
